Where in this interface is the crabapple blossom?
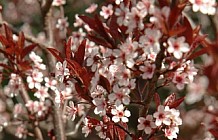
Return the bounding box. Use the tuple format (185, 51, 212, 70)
(82, 117, 93, 137)
(54, 85, 72, 105)
(52, 0, 66, 6)
(4, 73, 21, 97)
(139, 62, 156, 79)
(186, 76, 208, 104)
(15, 125, 27, 139)
(153, 105, 171, 126)
(167, 36, 190, 59)
(26, 69, 43, 89)
(189, 0, 216, 15)
(164, 126, 179, 140)
(172, 72, 188, 90)
(115, 3, 129, 26)
(111, 104, 131, 123)
(65, 101, 78, 121)
(85, 3, 98, 13)
(74, 14, 83, 27)
(55, 60, 70, 82)
(139, 28, 162, 54)
(115, 0, 123, 5)
(29, 52, 46, 70)
(44, 77, 57, 91)
(13, 104, 24, 118)
(92, 97, 107, 116)
(95, 122, 108, 139)
(100, 4, 113, 19)
(56, 17, 69, 30)
(108, 85, 130, 106)
(25, 100, 48, 117)
(137, 115, 156, 134)
(34, 86, 49, 101)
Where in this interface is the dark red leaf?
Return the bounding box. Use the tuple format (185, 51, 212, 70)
(4, 24, 13, 43)
(99, 75, 111, 93)
(65, 37, 72, 59)
(154, 93, 161, 109)
(158, 0, 169, 8)
(169, 26, 186, 37)
(18, 32, 25, 51)
(187, 47, 208, 60)
(209, 129, 218, 138)
(109, 14, 123, 43)
(79, 15, 97, 31)
(47, 48, 63, 62)
(74, 39, 86, 65)
(0, 35, 10, 46)
(88, 34, 113, 48)
(0, 63, 14, 71)
(179, 16, 193, 44)
(18, 60, 31, 71)
(21, 44, 37, 59)
(164, 93, 176, 106)
(75, 83, 92, 102)
(168, 96, 184, 108)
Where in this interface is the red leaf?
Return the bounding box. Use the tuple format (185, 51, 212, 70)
(21, 44, 37, 59)
(0, 63, 14, 71)
(75, 83, 92, 102)
(4, 24, 13, 43)
(74, 39, 86, 65)
(154, 93, 161, 109)
(0, 35, 10, 46)
(18, 32, 25, 51)
(187, 47, 208, 60)
(158, 0, 169, 8)
(79, 15, 97, 31)
(179, 16, 193, 44)
(168, 96, 184, 108)
(109, 14, 123, 43)
(169, 26, 186, 37)
(47, 48, 63, 62)
(164, 93, 176, 106)
(65, 37, 72, 59)
(209, 129, 218, 138)
(88, 34, 113, 48)
(99, 75, 111, 93)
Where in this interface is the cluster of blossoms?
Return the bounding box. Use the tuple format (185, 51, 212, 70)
(138, 105, 182, 139)
(0, 0, 218, 139)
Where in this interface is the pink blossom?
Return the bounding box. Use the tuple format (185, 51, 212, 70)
(85, 3, 98, 13)
(137, 115, 156, 134)
(55, 61, 70, 82)
(56, 17, 69, 30)
(34, 86, 49, 101)
(44, 77, 57, 91)
(189, 0, 216, 15)
(167, 36, 190, 59)
(172, 72, 188, 90)
(92, 97, 107, 116)
(65, 101, 78, 121)
(26, 69, 43, 89)
(139, 62, 156, 79)
(111, 104, 131, 123)
(52, 0, 66, 6)
(100, 4, 113, 19)
(153, 105, 171, 126)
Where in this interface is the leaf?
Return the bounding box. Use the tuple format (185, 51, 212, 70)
(154, 93, 161, 109)
(179, 16, 193, 44)
(209, 129, 218, 138)
(88, 34, 113, 48)
(0, 35, 10, 46)
(168, 97, 184, 108)
(169, 26, 186, 37)
(158, 0, 169, 8)
(187, 47, 208, 60)
(47, 48, 63, 62)
(74, 39, 86, 65)
(75, 83, 92, 102)
(17, 32, 25, 51)
(164, 93, 176, 106)
(0, 63, 14, 71)
(65, 37, 72, 59)
(21, 43, 37, 59)
(4, 24, 13, 43)
(99, 75, 111, 93)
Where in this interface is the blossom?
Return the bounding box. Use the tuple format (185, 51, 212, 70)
(164, 126, 179, 140)
(55, 60, 70, 82)
(44, 77, 57, 91)
(153, 105, 171, 126)
(26, 69, 43, 89)
(172, 72, 188, 90)
(34, 86, 49, 101)
(100, 4, 113, 19)
(82, 118, 93, 137)
(137, 115, 156, 134)
(15, 125, 27, 139)
(29, 52, 46, 70)
(167, 36, 190, 59)
(4, 73, 21, 97)
(111, 104, 131, 123)
(108, 85, 130, 106)
(56, 17, 69, 30)
(92, 97, 107, 116)
(139, 62, 156, 79)
(52, 0, 66, 6)
(139, 28, 162, 54)
(85, 3, 98, 13)
(115, 3, 129, 26)
(189, 0, 216, 15)
(65, 101, 78, 121)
